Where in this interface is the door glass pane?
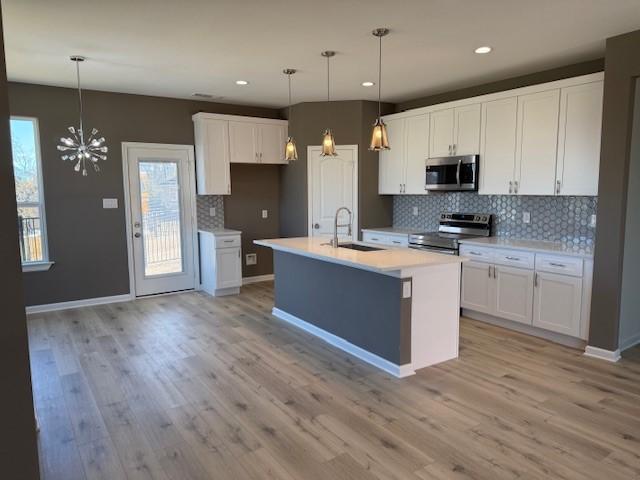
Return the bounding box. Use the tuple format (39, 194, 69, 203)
(138, 161, 183, 276)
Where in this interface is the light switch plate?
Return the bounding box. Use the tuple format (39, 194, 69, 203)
(522, 212, 531, 224)
(412, 206, 419, 216)
(102, 198, 118, 209)
(209, 207, 216, 217)
(262, 209, 268, 219)
(590, 214, 597, 228)
(245, 253, 257, 265)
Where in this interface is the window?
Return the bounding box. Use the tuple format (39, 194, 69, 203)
(10, 117, 52, 271)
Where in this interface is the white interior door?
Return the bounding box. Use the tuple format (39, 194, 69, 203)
(308, 145, 358, 239)
(124, 143, 197, 297)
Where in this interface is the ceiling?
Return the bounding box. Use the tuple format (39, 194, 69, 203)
(3, 0, 640, 108)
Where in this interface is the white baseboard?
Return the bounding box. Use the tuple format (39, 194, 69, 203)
(584, 345, 621, 362)
(243, 274, 275, 285)
(271, 307, 414, 378)
(25, 293, 134, 315)
(619, 332, 640, 352)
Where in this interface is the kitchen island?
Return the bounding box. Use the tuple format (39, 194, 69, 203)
(254, 237, 465, 377)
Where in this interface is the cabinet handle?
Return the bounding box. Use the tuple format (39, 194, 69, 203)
(223, 239, 234, 243)
(488, 265, 492, 278)
(453, 144, 457, 155)
(371, 237, 380, 241)
(468, 251, 482, 256)
(260, 152, 263, 161)
(509, 181, 513, 194)
(514, 181, 519, 194)
(505, 256, 520, 261)
(556, 180, 561, 194)
(534, 272, 538, 287)
(494, 266, 497, 278)
(549, 262, 566, 268)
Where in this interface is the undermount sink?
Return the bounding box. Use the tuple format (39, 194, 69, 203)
(338, 243, 385, 252)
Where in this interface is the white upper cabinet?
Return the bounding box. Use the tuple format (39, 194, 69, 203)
(404, 114, 430, 194)
(429, 105, 480, 157)
(194, 117, 231, 195)
(556, 81, 603, 196)
(379, 114, 429, 195)
(378, 117, 406, 194)
(259, 124, 288, 164)
(429, 109, 454, 157)
(480, 97, 518, 195)
(453, 104, 482, 155)
(229, 121, 259, 164)
(515, 89, 560, 195)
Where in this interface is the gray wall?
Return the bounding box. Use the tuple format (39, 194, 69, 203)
(394, 194, 596, 251)
(396, 59, 604, 112)
(589, 29, 640, 352)
(0, 9, 40, 477)
(279, 100, 393, 238)
(8, 82, 280, 305)
(274, 251, 411, 364)
(619, 78, 640, 351)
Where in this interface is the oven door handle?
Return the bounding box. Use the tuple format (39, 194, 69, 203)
(409, 245, 457, 255)
(456, 158, 462, 187)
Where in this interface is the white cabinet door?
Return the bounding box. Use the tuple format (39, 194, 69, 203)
(229, 121, 259, 164)
(453, 104, 481, 155)
(533, 271, 582, 337)
(378, 117, 405, 194)
(494, 265, 534, 325)
(404, 114, 429, 194)
(479, 97, 518, 195)
(515, 89, 560, 195)
(556, 82, 603, 196)
(461, 261, 495, 315)
(215, 248, 242, 289)
(194, 118, 231, 195)
(429, 109, 455, 158)
(259, 124, 287, 164)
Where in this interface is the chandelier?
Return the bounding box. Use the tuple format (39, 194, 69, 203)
(57, 56, 107, 176)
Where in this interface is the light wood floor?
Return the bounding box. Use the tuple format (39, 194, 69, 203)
(29, 282, 640, 480)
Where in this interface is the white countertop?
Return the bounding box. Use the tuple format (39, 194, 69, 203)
(255, 237, 464, 273)
(361, 227, 416, 236)
(198, 228, 242, 236)
(459, 237, 594, 258)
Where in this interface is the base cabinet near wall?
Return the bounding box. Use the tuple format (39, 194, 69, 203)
(378, 72, 603, 197)
(460, 242, 592, 342)
(193, 113, 289, 195)
(199, 229, 242, 296)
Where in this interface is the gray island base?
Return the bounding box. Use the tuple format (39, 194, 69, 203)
(255, 237, 465, 377)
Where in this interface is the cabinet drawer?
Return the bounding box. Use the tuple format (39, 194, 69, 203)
(493, 249, 535, 269)
(213, 235, 241, 249)
(362, 231, 389, 245)
(535, 254, 583, 277)
(362, 232, 408, 247)
(459, 245, 494, 263)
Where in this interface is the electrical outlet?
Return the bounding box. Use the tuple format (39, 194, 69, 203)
(209, 207, 216, 217)
(245, 253, 257, 266)
(590, 214, 597, 228)
(412, 206, 419, 216)
(522, 212, 531, 224)
(262, 209, 268, 219)
(102, 198, 118, 209)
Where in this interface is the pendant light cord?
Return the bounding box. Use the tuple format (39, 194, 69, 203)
(326, 54, 330, 127)
(288, 73, 292, 124)
(76, 60, 84, 137)
(377, 34, 382, 120)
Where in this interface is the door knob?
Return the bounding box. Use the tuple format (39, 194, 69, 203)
(134, 232, 141, 238)
(314, 223, 320, 229)
(134, 222, 141, 228)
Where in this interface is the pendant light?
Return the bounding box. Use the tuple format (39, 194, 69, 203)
(57, 56, 108, 176)
(283, 69, 298, 161)
(320, 50, 337, 157)
(369, 28, 390, 151)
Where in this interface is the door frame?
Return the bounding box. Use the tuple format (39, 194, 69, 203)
(306, 144, 359, 239)
(121, 142, 199, 297)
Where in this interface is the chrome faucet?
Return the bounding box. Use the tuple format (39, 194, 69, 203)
(329, 207, 352, 247)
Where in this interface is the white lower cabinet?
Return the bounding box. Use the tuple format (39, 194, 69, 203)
(460, 244, 590, 341)
(533, 271, 582, 337)
(494, 265, 534, 325)
(199, 231, 242, 296)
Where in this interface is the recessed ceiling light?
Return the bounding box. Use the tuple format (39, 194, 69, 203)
(474, 46, 492, 54)
(362, 81, 375, 87)
(235, 80, 249, 85)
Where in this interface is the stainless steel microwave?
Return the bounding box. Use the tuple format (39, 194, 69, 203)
(425, 155, 479, 191)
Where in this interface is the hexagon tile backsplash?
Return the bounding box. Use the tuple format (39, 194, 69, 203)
(196, 195, 225, 231)
(394, 193, 597, 248)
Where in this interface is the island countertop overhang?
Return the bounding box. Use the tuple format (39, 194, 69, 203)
(254, 237, 465, 275)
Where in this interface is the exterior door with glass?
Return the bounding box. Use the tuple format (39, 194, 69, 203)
(124, 143, 197, 296)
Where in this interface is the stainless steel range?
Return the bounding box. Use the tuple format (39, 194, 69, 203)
(409, 213, 492, 255)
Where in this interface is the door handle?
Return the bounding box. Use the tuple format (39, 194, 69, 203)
(134, 221, 141, 228)
(314, 223, 320, 229)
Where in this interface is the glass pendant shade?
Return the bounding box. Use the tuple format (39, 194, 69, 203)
(369, 118, 390, 151)
(321, 129, 337, 156)
(284, 136, 298, 161)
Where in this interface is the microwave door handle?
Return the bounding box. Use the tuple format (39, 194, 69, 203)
(456, 158, 462, 187)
